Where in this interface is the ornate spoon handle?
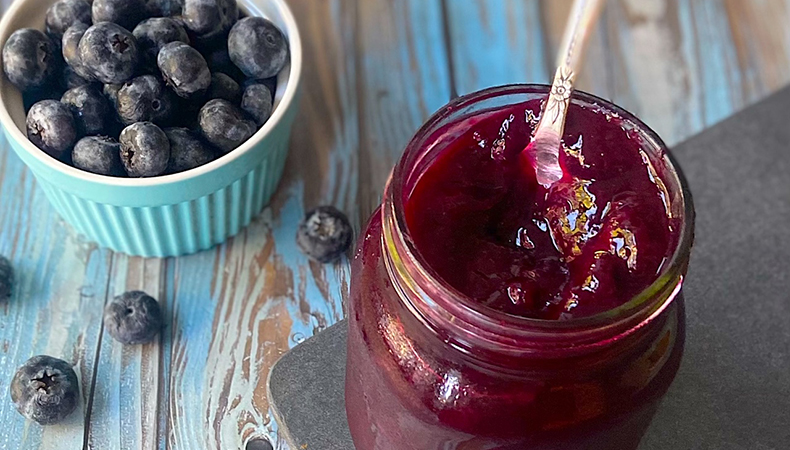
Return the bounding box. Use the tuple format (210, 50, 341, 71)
(529, 0, 605, 187)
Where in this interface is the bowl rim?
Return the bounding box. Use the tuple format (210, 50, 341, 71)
(0, 0, 303, 188)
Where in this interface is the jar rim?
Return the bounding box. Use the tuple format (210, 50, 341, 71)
(383, 84, 695, 348)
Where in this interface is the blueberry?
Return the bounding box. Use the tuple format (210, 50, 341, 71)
(240, 83, 272, 126)
(115, 75, 175, 125)
(198, 99, 256, 153)
(165, 127, 214, 173)
(0, 256, 12, 301)
(91, 0, 145, 31)
(157, 42, 210, 99)
(119, 121, 170, 177)
(181, 0, 237, 41)
(132, 18, 188, 70)
(207, 72, 240, 103)
(205, 47, 244, 82)
(296, 206, 353, 263)
(10, 355, 79, 425)
(144, 0, 183, 17)
(72, 135, 122, 175)
(103, 291, 162, 345)
(2, 29, 57, 92)
(45, 0, 91, 38)
(241, 77, 276, 101)
(61, 84, 111, 134)
(228, 17, 288, 79)
(61, 22, 96, 82)
(61, 65, 91, 89)
(78, 22, 139, 84)
(26, 100, 78, 160)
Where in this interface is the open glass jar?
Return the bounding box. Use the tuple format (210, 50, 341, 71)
(345, 85, 694, 450)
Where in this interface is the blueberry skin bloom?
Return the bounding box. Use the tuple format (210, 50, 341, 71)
(207, 72, 241, 103)
(61, 65, 92, 89)
(181, 0, 237, 41)
(157, 41, 211, 99)
(10, 355, 79, 425)
(2, 29, 57, 92)
(240, 83, 273, 126)
(296, 206, 353, 263)
(72, 135, 123, 175)
(165, 127, 215, 173)
(119, 122, 170, 177)
(115, 75, 175, 125)
(61, 84, 111, 135)
(132, 18, 189, 70)
(144, 0, 183, 18)
(61, 22, 95, 82)
(228, 17, 288, 79)
(91, 0, 145, 32)
(45, 0, 92, 38)
(198, 99, 256, 153)
(26, 100, 78, 160)
(78, 22, 139, 84)
(205, 47, 244, 82)
(0, 255, 12, 301)
(103, 291, 163, 345)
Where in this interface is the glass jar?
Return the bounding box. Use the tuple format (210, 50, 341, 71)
(345, 85, 695, 450)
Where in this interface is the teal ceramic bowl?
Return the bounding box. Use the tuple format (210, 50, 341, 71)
(0, 0, 302, 257)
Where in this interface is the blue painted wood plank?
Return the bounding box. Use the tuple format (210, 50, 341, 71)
(86, 257, 169, 450)
(0, 135, 113, 450)
(445, 0, 548, 96)
(3, 0, 790, 449)
(356, 0, 453, 213)
(97, 1, 360, 448)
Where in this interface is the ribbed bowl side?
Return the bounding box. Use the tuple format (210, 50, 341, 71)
(33, 132, 290, 257)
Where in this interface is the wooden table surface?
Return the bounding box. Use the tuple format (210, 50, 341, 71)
(0, 1, 788, 449)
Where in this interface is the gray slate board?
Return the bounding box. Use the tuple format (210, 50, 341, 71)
(268, 86, 790, 450)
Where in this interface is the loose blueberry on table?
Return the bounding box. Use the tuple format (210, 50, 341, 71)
(296, 206, 354, 263)
(103, 291, 163, 345)
(0, 255, 13, 301)
(2, 0, 290, 177)
(10, 355, 80, 425)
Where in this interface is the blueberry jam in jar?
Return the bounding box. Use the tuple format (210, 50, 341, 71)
(345, 85, 694, 450)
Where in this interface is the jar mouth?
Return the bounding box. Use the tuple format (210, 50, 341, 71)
(384, 84, 695, 344)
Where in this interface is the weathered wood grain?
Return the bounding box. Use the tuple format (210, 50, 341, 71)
(86, 257, 169, 450)
(445, 0, 549, 95)
(1, 1, 790, 449)
(723, 0, 790, 101)
(356, 0, 452, 215)
(0, 136, 113, 449)
(159, 1, 357, 448)
(532, 0, 790, 146)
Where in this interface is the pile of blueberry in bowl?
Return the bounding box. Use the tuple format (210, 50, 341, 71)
(0, 0, 302, 257)
(3, 0, 288, 177)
